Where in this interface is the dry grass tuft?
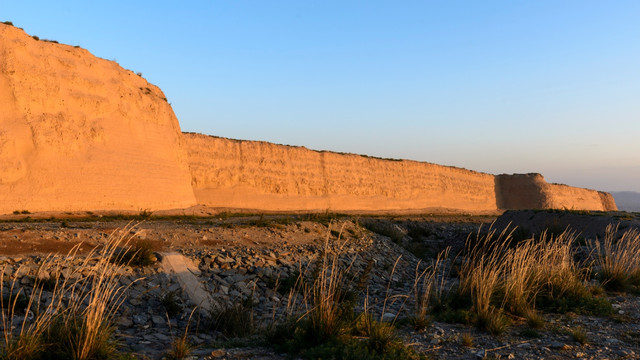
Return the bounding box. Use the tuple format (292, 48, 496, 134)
(410, 248, 449, 330)
(591, 225, 640, 291)
(0, 224, 141, 360)
(458, 227, 511, 333)
(457, 225, 594, 333)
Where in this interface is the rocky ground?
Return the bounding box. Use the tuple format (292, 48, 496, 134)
(0, 212, 639, 359)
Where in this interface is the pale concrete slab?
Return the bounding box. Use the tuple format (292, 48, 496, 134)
(159, 252, 214, 314)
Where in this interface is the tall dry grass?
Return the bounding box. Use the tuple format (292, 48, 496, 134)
(457, 226, 590, 333)
(52, 226, 140, 360)
(300, 223, 357, 341)
(411, 248, 449, 329)
(502, 229, 584, 315)
(458, 227, 513, 333)
(0, 225, 141, 360)
(501, 237, 543, 315)
(591, 224, 640, 291)
(534, 230, 586, 300)
(1, 259, 66, 360)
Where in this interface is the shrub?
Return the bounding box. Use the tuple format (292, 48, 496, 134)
(460, 333, 473, 347)
(113, 239, 156, 267)
(138, 209, 153, 219)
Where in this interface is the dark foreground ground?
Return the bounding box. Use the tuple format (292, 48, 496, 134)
(0, 210, 638, 359)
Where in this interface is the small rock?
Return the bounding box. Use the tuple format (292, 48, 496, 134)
(132, 314, 148, 326)
(151, 315, 165, 327)
(210, 349, 226, 358)
(116, 316, 133, 327)
(382, 312, 395, 322)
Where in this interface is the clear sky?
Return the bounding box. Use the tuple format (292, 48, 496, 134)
(2, 1, 639, 192)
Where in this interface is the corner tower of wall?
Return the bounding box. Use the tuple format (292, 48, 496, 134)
(496, 173, 618, 211)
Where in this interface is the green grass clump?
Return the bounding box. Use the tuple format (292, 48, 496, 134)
(266, 225, 423, 359)
(266, 270, 301, 296)
(519, 328, 541, 338)
(569, 327, 588, 345)
(268, 317, 424, 360)
(160, 290, 183, 318)
(208, 300, 255, 338)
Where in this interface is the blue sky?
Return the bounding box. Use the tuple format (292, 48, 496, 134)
(2, 1, 639, 192)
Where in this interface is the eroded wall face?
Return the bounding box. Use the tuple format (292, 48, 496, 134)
(185, 133, 498, 212)
(0, 24, 196, 213)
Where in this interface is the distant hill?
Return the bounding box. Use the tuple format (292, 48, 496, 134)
(611, 191, 640, 212)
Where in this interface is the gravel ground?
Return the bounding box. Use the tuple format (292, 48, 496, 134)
(0, 212, 638, 359)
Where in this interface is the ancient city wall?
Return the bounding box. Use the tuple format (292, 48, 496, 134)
(185, 135, 617, 213)
(0, 24, 196, 213)
(185, 133, 499, 213)
(0, 23, 617, 214)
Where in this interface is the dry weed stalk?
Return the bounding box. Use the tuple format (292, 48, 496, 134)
(166, 307, 198, 360)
